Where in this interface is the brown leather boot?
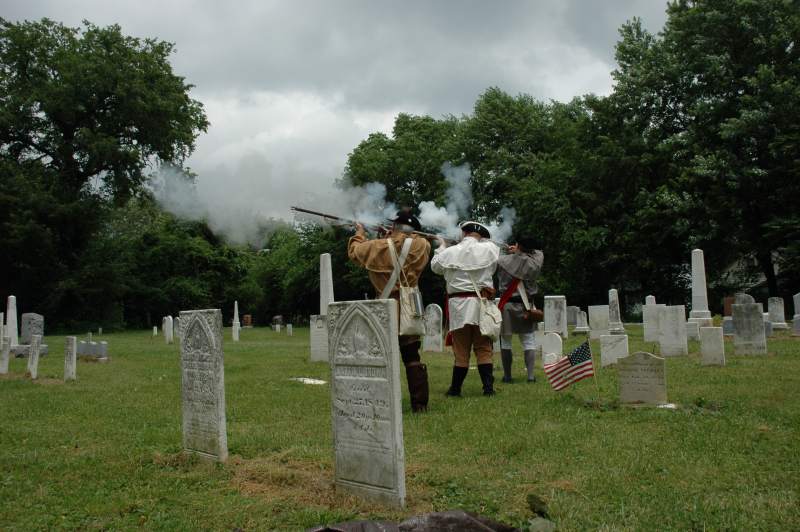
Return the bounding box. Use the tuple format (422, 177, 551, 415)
(405, 362, 429, 413)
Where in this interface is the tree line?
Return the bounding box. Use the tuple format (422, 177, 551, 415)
(2, 1, 798, 330)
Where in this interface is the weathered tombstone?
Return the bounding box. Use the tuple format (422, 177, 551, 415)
(588, 305, 610, 340)
(179, 309, 228, 462)
(78, 341, 87, 355)
(287, 324, 293, 336)
(152, 326, 158, 337)
(544, 295, 568, 338)
(643, 303, 666, 343)
(658, 305, 688, 356)
(645, 295, 656, 306)
(767, 297, 788, 329)
(20, 313, 44, 345)
(722, 316, 735, 336)
(732, 303, 767, 355)
(0, 335, 9, 374)
(276, 323, 282, 333)
(27, 334, 41, 379)
(700, 327, 725, 366)
(735, 293, 755, 304)
(794, 292, 800, 337)
(88, 341, 98, 356)
(542, 352, 560, 365)
(618, 352, 667, 406)
(688, 249, 713, 327)
(98, 327, 102, 335)
(573, 310, 590, 334)
(0, 312, 3, 338)
(541, 332, 562, 357)
(6, 295, 19, 347)
(310, 315, 329, 362)
(763, 313, 774, 337)
(97, 341, 109, 361)
(165, 316, 175, 344)
(421, 304, 443, 352)
(64, 336, 77, 381)
(686, 321, 700, 341)
(723, 296, 735, 317)
(600, 334, 629, 367)
(608, 289, 625, 334)
(232, 301, 241, 342)
(566, 306, 579, 326)
(327, 299, 405, 508)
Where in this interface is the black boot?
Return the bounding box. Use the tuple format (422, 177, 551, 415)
(405, 362, 429, 413)
(478, 363, 495, 396)
(500, 348, 514, 383)
(524, 349, 537, 382)
(446, 366, 468, 397)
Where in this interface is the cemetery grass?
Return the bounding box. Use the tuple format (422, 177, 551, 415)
(1, 327, 799, 531)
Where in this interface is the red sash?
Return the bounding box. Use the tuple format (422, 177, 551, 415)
(497, 278, 521, 311)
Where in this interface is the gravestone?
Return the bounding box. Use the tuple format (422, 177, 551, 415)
(422, 304, 443, 352)
(567, 306, 579, 326)
(794, 292, 800, 337)
(64, 336, 77, 381)
(287, 324, 293, 336)
(735, 293, 755, 304)
(588, 305, 610, 340)
(320, 253, 335, 315)
(573, 310, 590, 334)
(541, 332, 562, 357)
(732, 303, 767, 355)
(723, 296, 735, 317)
(0, 335, 9, 374)
(20, 313, 44, 345)
(600, 334, 629, 367)
(0, 312, 3, 339)
(688, 249, 713, 327)
(722, 316, 734, 336)
(27, 334, 41, 379)
(544, 295, 568, 338)
(700, 327, 725, 366)
(763, 313, 774, 337)
(686, 321, 700, 341)
(232, 301, 240, 342)
(6, 295, 18, 346)
(179, 309, 228, 462)
(645, 295, 656, 306)
(618, 352, 667, 406)
(767, 297, 788, 329)
(165, 316, 175, 344)
(310, 315, 329, 362)
(642, 303, 666, 343)
(608, 289, 625, 334)
(153, 326, 158, 337)
(327, 299, 405, 508)
(658, 305, 688, 356)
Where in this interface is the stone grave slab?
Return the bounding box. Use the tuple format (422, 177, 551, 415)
(573, 310, 590, 334)
(287, 324, 293, 336)
(688, 249, 713, 327)
(659, 305, 688, 356)
(422, 304, 443, 352)
(642, 303, 665, 343)
(700, 327, 725, 366)
(732, 303, 767, 355)
(608, 289, 625, 334)
(64, 336, 77, 381)
(600, 334, 628, 367)
(767, 297, 788, 329)
(27, 335, 41, 379)
(544, 295, 568, 339)
(618, 352, 667, 406)
(794, 292, 800, 336)
(686, 321, 700, 341)
(310, 314, 329, 362)
(0, 335, 9, 374)
(588, 305, 609, 340)
(541, 332, 563, 357)
(327, 299, 405, 508)
(6, 295, 18, 347)
(722, 316, 734, 336)
(20, 313, 44, 345)
(567, 305, 579, 326)
(179, 309, 228, 461)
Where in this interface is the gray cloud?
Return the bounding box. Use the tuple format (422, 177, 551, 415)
(2, 0, 669, 239)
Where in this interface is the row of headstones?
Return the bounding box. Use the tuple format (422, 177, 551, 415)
(3, 296, 49, 356)
(0, 334, 84, 381)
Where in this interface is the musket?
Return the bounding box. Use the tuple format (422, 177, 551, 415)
(291, 206, 459, 244)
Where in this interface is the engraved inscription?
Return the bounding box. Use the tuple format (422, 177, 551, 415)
(618, 352, 667, 405)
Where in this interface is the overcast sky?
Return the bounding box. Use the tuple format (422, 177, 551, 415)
(3, 1, 669, 242)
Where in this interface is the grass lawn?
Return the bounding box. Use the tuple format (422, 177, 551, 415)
(0, 324, 798, 530)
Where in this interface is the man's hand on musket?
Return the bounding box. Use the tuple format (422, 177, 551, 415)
(435, 236, 448, 249)
(354, 222, 366, 237)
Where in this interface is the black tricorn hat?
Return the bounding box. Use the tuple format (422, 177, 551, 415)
(512, 234, 540, 251)
(459, 220, 491, 239)
(390, 209, 421, 231)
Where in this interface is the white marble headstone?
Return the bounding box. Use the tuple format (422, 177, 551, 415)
(699, 327, 725, 366)
(64, 336, 77, 381)
(608, 289, 625, 334)
(310, 314, 329, 362)
(643, 303, 666, 343)
(767, 297, 788, 329)
(645, 295, 656, 306)
(320, 253, 335, 315)
(658, 305, 688, 356)
(573, 310, 590, 334)
(588, 305, 610, 340)
(6, 296, 18, 347)
(422, 304, 443, 352)
(0, 335, 9, 375)
(688, 249, 713, 327)
(153, 326, 158, 337)
(287, 324, 293, 336)
(179, 309, 228, 461)
(327, 299, 405, 508)
(794, 292, 800, 337)
(544, 295, 568, 338)
(541, 332, 563, 357)
(27, 334, 41, 379)
(600, 334, 629, 367)
(618, 352, 667, 406)
(20, 313, 44, 345)
(685, 321, 700, 341)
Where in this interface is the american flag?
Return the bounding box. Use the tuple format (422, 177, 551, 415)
(544, 341, 594, 391)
